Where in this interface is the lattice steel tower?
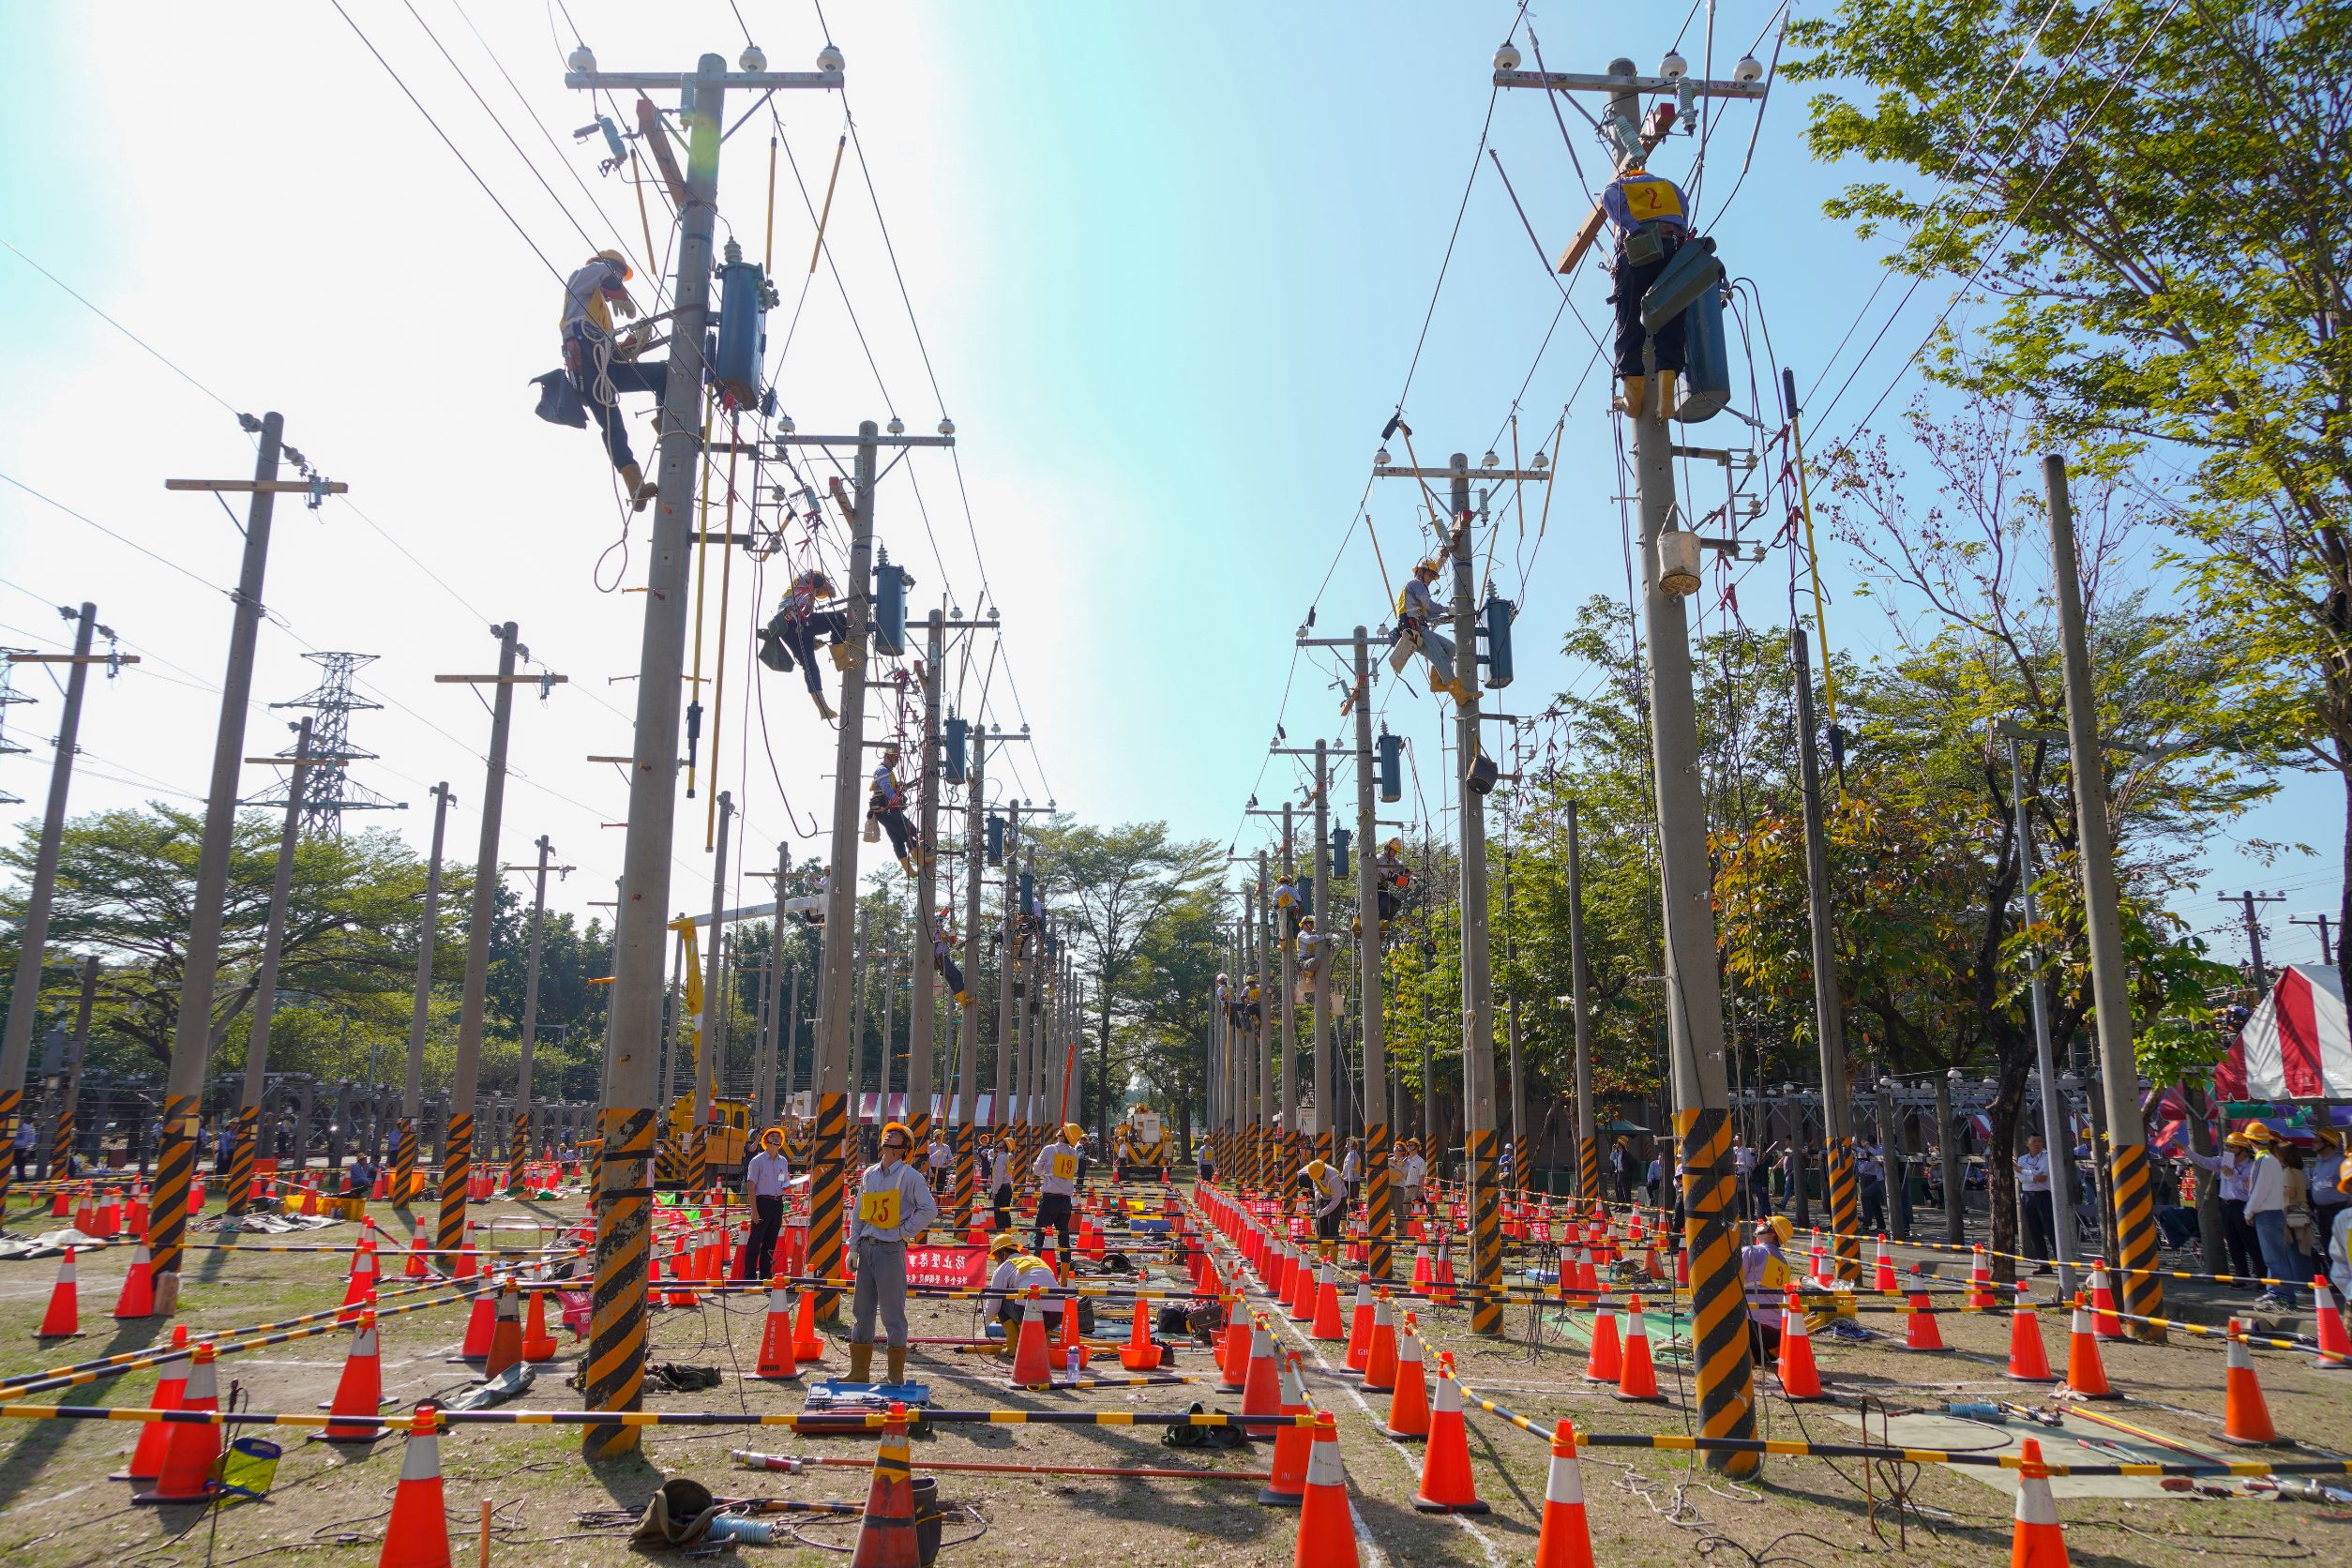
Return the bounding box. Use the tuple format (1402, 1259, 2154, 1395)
(262, 652, 401, 833)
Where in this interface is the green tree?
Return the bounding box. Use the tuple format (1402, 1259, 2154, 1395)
(1788, 0, 2350, 954)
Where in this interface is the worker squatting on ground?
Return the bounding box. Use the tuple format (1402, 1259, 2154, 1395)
(1603, 162, 1693, 419)
(868, 746, 923, 873)
(1741, 1214, 1794, 1363)
(548, 249, 664, 508)
(933, 909, 970, 1006)
(849, 1120, 939, 1388)
(984, 1229, 1063, 1326)
(1031, 1123, 1084, 1259)
(744, 1127, 792, 1278)
(1394, 557, 1470, 701)
(760, 569, 851, 720)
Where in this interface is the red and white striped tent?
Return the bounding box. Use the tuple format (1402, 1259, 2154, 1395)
(2212, 964, 2352, 1102)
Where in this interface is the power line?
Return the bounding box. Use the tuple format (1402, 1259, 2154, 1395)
(0, 237, 244, 420)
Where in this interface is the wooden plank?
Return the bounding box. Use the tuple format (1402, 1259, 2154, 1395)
(7, 653, 139, 665)
(636, 96, 691, 207)
(164, 479, 350, 494)
(434, 674, 571, 685)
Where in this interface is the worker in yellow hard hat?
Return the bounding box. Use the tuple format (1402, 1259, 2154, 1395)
(761, 568, 849, 719)
(744, 1125, 792, 1278)
(848, 1120, 938, 1388)
(1392, 558, 1468, 701)
(1741, 1214, 1794, 1363)
(1305, 1156, 1348, 1259)
(547, 249, 664, 509)
(1602, 157, 1694, 420)
(982, 1229, 1060, 1344)
(1031, 1122, 1085, 1259)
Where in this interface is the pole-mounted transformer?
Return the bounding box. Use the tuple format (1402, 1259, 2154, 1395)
(871, 550, 913, 657)
(1331, 828, 1351, 880)
(986, 815, 1004, 867)
(713, 239, 775, 406)
(943, 716, 968, 784)
(1376, 731, 1403, 804)
(1479, 596, 1515, 688)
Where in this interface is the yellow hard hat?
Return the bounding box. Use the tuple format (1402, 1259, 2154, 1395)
(988, 1230, 1019, 1256)
(761, 1127, 784, 1149)
(1063, 1123, 1083, 1143)
(1306, 1159, 1328, 1181)
(592, 248, 634, 281)
(1762, 1215, 1793, 1246)
(1413, 558, 1440, 577)
(881, 1121, 912, 1148)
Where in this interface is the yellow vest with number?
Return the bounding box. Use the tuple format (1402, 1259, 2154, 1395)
(1619, 174, 1685, 225)
(857, 1186, 902, 1229)
(1049, 1150, 1078, 1182)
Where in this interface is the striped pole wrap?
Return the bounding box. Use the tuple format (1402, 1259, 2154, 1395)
(685, 1125, 708, 1199)
(1577, 1133, 1602, 1203)
(1679, 1105, 1759, 1476)
(507, 1109, 529, 1195)
(905, 1108, 930, 1161)
(1284, 1127, 1304, 1209)
(1316, 1126, 1332, 1168)
(435, 1111, 473, 1252)
(0, 1088, 22, 1210)
(390, 1119, 417, 1210)
(224, 1105, 260, 1213)
(1469, 1125, 1505, 1335)
(148, 1093, 201, 1282)
(952, 1119, 974, 1233)
(1364, 1121, 1393, 1281)
(2108, 1142, 2165, 1343)
(586, 1106, 654, 1456)
(1824, 1139, 1862, 1283)
(48, 1112, 73, 1183)
(808, 1092, 849, 1319)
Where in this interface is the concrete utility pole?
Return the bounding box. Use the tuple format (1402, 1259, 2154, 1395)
(566, 42, 840, 1453)
(1502, 842, 1526, 1190)
(778, 415, 953, 1313)
(691, 792, 732, 1195)
(151, 421, 347, 1310)
(758, 840, 789, 1128)
(2045, 453, 2164, 1339)
(0, 604, 123, 1208)
(1310, 744, 1332, 1167)
(908, 610, 944, 1149)
(2226, 891, 2284, 991)
(1567, 800, 1597, 1200)
(1349, 631, 1395, 1274)
(1993, 723, 2077, 1293)
(438, 623, 554, 1255)
(229, 716, 318, 1211)
(996, 802, 1022, 1153)
(509, 836, 567, 1188)
(1790, 629, 1858, 1279)
(48, 956, 98, 1178)
(1272, 838, 1296, 1193)
(955, 726, 985, 1225)
(396, 782, 453, 1208)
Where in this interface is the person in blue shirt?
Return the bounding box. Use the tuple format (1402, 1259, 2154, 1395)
(1601, 162, 1694, 420)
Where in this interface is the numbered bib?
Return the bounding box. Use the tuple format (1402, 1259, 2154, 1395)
(857, 1188, 902, 1229)
(1050, 1153, 1078, 1182)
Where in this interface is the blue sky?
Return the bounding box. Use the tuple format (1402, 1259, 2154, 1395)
(0, 1, 2332, 971)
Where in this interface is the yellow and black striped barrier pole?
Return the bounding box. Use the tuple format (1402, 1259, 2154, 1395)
(507, 1108, 530, 1196)
(390, 1116, 418, 1211)
(1680, 1104, 1758, 1478)
(809, 1089, 850, 1320)
(435, 1108, 474, 1253)
(147, 1092, 202, 1299)
(1468, 1125, 1504, 1335)
(587, 1103, 655, 1457)
(1824, 1136, 1862, 1284)
(2108, 1141, 2166, 1343)
(223, 1103, 260, 1213)
(1364, 1120, 1393, 1282)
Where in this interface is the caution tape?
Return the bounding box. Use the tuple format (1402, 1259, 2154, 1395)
(0, 1402, 1325, 1433)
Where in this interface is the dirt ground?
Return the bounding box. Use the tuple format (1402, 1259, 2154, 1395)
(0, 1186, 2347, 1568)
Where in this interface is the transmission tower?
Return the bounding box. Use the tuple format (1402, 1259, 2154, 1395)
(0, 650, 36, 806)
(261, 652, 402, 833)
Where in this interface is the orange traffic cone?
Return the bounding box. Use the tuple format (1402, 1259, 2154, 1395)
(1532, 1420, 1597, 1568)
(451, 1225, 478, 1281)
(1777, 1290, 1826, 1401)
(792, 1288, 828, 1364)
(2009, 1438, 2070, 1568)
(134, 1340, 223, 1504)
(2088, 1259, 2124, 1340)
(1615, 1295, 1664, 1403)
(1259, 1353, 1313, 1506)
(1310, 1263, 1345, 1342)
(1217, 1311, 1252, 1392)
(1966, 1245, 1993, 1310)
(2219, 1318, 2276, 1445)
(2005, 1288, 2057, 1383)
(114, 1325, 189, 1482)
(380, 1403, 452, 1568)
(850, 1402, 922, 1568)
(1584, 1299, 1621, 1383)
(2062, 1293, 2118, 1399)
(1873, 1236, 1897, 1294)
(2311, 1274, 2351, 1371)
(404, 1227, 431, 1279)
(756, 1279, 801, 1379)
(1241, 1318, 1283, 1433)
(340, 1241, 381, 1321)
(112, 1241, 156, 1319)
(1902, 1286, 1947, 1352)
(1292, 1414, 1359, 1568)
(482, 1278, 524, 1379)
(1381, 1318, 1430, 1440)
(520, 1289, 559, 1362)
(319, 1311, 389, 1443)
(1342, 1277, 1376, 1371)
(456, 1279, 497, 1360)
(37, 1246, 82, 1338)
(1007, 1295, 1054, 1390)
(1361, 1295, 1398, 1393)
(1412, 1354, 1488, 1514)
(1119, 1299, 1164, 1371)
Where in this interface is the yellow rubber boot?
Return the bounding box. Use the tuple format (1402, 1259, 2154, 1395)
(1616, 376, 1647, 415)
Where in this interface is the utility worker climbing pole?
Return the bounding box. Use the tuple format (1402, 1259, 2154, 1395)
(848, 1120, 938, 1389)
(544, 249, 664, 508)
(933, 908, 970, 1008)
(867, 745, 924, 873)
(1273, 873, 1301, 939)
(761, 570, 851, 720)
(1294, 915, 1331, 1005)
(1393, 558, 1470, 701)
(1374, 837, 1410, 930)
(1603, 159, 1693, 419)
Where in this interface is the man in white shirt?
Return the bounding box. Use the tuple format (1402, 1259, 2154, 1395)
(849, 1121, 939, 1387)
(2016, 1136, 2056, 1274)
(744, 1129, 793, 1279)
(1732, 1138, 1757, 1219)
(2189, 1133, 2263, 1285)
(1031, 1123, 1084, 1258)
(1340, 1139, 1362, 1202)
(2240, 1123, 2298, 1309)
(925, 1135, 950, 1196)
(1399, 1140, 1427, 1214)
(983, 1230, 1063, 1341)
(988, 1138, 1016, 1233)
